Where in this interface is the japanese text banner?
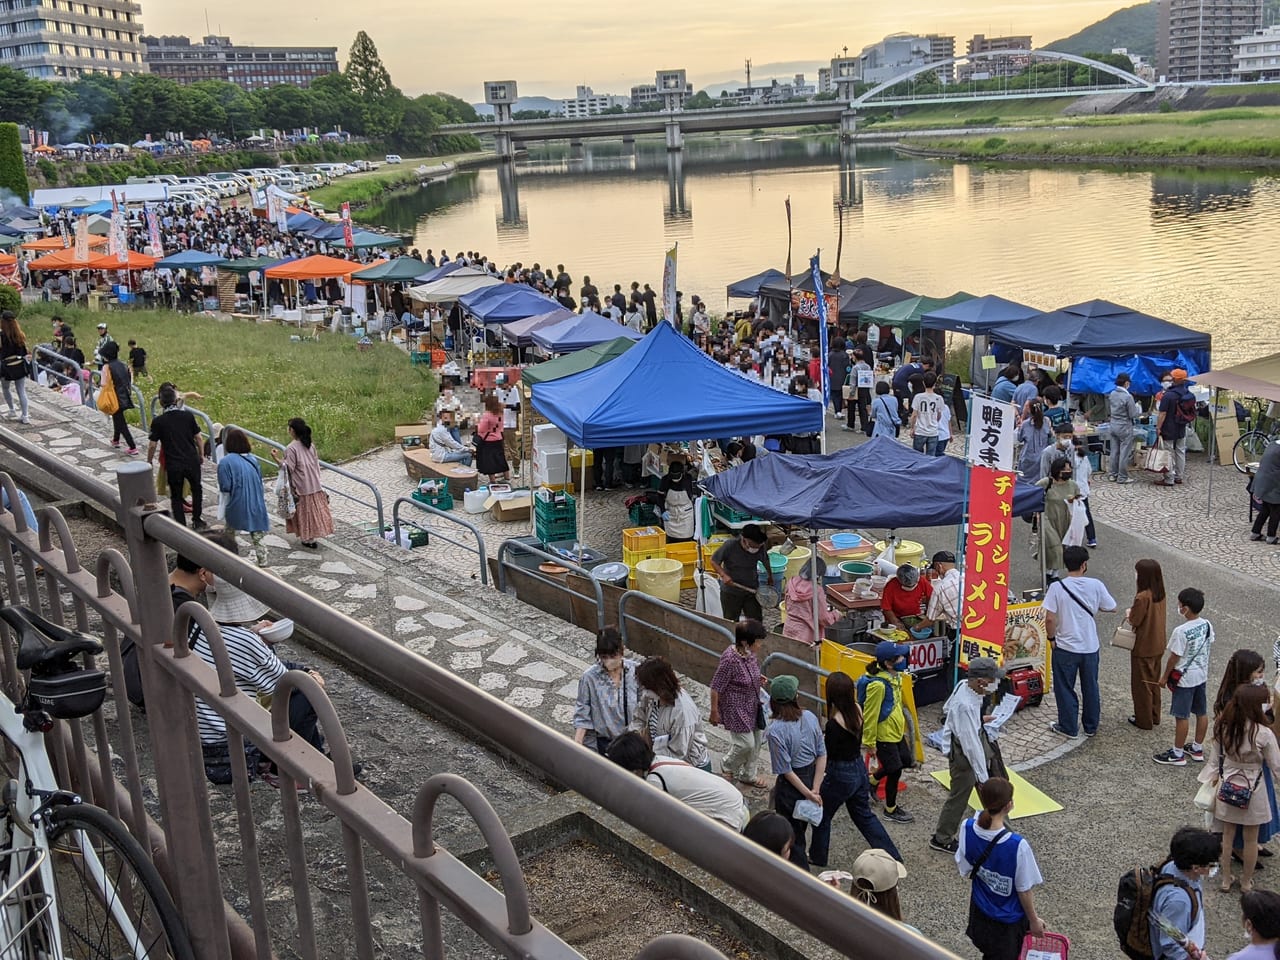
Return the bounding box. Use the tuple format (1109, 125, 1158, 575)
(967, 396, 1017, 472)
(959, 467, 1016, 658)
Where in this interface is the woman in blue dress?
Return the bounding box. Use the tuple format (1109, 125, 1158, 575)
(217, 428, 271, 567)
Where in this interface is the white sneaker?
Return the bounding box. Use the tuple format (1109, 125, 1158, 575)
(18, 416, 29, 424)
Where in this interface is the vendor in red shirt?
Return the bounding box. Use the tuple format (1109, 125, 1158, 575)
(880, 564, 933, 630)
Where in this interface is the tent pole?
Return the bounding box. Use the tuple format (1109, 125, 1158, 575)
(810, 531, 822, 650)
(1207, 387, 1216, 519)
(578, 453, 587, 563)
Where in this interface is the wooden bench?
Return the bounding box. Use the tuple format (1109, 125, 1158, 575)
(402, 447, 478, 499)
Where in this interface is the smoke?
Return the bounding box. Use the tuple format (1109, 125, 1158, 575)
(0, 188, 24, 210)
(41, 107, 92, 145)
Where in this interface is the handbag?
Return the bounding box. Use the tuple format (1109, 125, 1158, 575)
(1111, 619, 1137, 650)
(1217, 754, 1264, 809)
(1193, 777, 1218, 812)
(95, 365, 119, 415)
(273, 467, 296, 520)
(1144, 443, 1172, 474)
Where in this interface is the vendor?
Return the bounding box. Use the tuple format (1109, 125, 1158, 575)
(880, 564, 933, 634)
(924, 551, 961, 638)
(711, 524, 773, 623)
(657, 460, 697, 543)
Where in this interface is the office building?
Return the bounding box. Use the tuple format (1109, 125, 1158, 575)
(1233, 24, 1280, 81)
(960, 34, 1033, 81)
(0, 0, 146, 80)
(559, 85, 629, 119)
(722, 73, 815, 106)
(857, 33, 955, 85)
(1158, 0, 1262, 82)
(141, 34, 339, 90)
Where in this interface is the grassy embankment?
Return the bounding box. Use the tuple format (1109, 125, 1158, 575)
(897, 106, 1280, 164)
(22, 303, 436, 463)
(308, 152, 489, 210)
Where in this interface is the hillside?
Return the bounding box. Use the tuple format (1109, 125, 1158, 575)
(1046, 1, 1156, 57)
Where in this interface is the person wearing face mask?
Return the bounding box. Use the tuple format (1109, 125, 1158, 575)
(1228, 889, 1280, 960)
(1034, 456, 1080, 579)
(1155, 369, 1196, 487)
(711, 524, 772, 623)
(880, 563, 933, 632)
(861, 641, 915, 824)
(1147, 827, 1220, 960)
(1212, 650, 1279, 868)
(1107, 372, 1141, 484)
(572, 628, 640, 756)
(657, 459, 697, 543)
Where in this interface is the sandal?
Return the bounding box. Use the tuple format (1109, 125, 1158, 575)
(1220, 876, 1237, 893)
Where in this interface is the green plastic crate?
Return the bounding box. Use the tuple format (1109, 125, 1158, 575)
(412, 489, 454, 511)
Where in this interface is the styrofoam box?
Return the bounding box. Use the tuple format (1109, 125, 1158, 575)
(533, 423, 567, 450)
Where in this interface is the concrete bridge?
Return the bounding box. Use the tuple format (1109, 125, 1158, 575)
(447, 51, 1155, 159)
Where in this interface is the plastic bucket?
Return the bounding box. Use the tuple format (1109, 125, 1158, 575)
(757, 552, 789, 584)
(876, 539, 925, 568)
(770, 545, 813, 579)
(839, 560, 876, 582)
(591, 562, 631, 588)
(635, 558, 683, 602)
(463, 488, 489, 514)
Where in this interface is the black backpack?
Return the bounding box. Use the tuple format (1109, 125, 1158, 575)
(1115, 862, 1197, 960)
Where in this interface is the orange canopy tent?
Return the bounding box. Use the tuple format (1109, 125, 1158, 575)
(26, 248, 98, 270)
(27, 248, 154, 270)
(86, 250, 155, 270)
(32, 145, 56, 154)
(0, 253, 15, 267)
(24, 235, 108, 251)
(264, 254, 360, 281)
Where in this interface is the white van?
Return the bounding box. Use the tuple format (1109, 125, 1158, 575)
(384, 154, 402, 164)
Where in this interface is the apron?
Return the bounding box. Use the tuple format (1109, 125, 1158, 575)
(665, 486, 695, 540)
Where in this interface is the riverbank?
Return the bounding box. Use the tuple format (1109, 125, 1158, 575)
(22, 304, 436, 461)
(308, 152, 493, 212)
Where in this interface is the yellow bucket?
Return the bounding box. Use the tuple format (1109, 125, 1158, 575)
(875, 539, 925, 568)
(769, 545, 813, 580)
(635, 558, 683, 603)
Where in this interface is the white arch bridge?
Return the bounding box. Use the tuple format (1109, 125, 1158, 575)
(440, 50, 1156, 158)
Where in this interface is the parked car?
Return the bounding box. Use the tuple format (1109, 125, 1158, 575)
(384, 154, 403, 164)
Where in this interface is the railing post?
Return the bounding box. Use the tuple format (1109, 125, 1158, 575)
(115, 462, 233, 960)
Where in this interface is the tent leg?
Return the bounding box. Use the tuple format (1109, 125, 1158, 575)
(810, 532, 822, 648)
(578, 454, 587, 563)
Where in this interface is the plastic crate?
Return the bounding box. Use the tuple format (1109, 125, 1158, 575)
(622, 526, 666, 554)
(666, 541, 698, 589)
(712, 503, 757, 524)
(534, 491, 577, 521)
(537, 516, 578, 544)
(629, 502, 660, 526)
(622, 546, 666, 571)
(411, 489, 454, 511)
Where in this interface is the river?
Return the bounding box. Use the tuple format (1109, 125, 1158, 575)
(364, 136, 1280, 366)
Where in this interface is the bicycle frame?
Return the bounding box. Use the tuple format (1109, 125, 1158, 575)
(0, 698, 148, 960)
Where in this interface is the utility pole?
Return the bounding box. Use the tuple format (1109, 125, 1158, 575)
(745, 58, 752, 92)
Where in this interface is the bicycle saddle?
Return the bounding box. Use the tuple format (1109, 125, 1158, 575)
(0, 606, 103, 670)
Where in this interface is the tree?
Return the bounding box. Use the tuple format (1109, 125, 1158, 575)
(685, 90, 714, 110)
(309, 72, 361, 132)
(255, 85, 314, 134)
(390, 95, 439, 154)
(64, 74, 129, 142)
(189, 80, 259, 137)
(124, 74, 189, 137)
(0, 67, 45, 125)
(344, 32, 402, 136)
(0, 123, 30, 204)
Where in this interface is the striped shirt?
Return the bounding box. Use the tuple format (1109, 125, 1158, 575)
(191, 624, 286, 744)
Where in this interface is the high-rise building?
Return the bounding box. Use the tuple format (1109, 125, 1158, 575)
(0, 0, 146, 81)
(559, 85, 629, 119)
(1158, 0, 1264, 82)
(1233, 24, 1280, 81)
(960, 34, 1034, 81)
(141, 34, 339, 90)
(856, 33, 956, 85)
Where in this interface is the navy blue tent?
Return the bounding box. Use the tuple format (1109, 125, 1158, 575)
(155, 250, 227, 269)
(459, 284, 560, 323)
(531, 311, 643, 353)
(700, 436, 1044, 529)
(531, 322, 823, 447)
(986, 300, 1211, 357)
(415, 260, 465, 284)
(286, 211, 323, 232)
(758, 273, 916, 322)
(920, 294, 1042, 335)
(726, 268, 785, 300)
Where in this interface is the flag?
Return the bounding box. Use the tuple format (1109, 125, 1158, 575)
(784, 196, 792, 284)
(810, 253, 830, 406)
(662, 243, 678, 327)
(341, 201, 354, 249)
(73, 215, 89, 261)
(146, 205, 163, 255)
(109, 190, 128, 264)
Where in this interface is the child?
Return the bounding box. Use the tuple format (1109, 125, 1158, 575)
(1154, 587, 1214, 767)
(127, 339, 148, 379)
(930, 657, 1005, 854)
(860, 641, 915, 823)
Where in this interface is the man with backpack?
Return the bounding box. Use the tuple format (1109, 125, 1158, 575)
(1115, 826, 1218, 959)
(1154, 369, 1197, 488)
(860, 641, 915, 824)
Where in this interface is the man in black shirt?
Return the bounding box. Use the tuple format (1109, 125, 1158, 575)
(147, 383, 206, 528)
(711, 524, 773, 623)
(642, 284, 658, 327)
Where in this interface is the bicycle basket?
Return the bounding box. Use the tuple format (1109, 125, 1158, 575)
(26, 665, 107, 719)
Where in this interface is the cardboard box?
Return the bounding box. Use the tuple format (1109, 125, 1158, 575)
(491, 493, 532, 522)
(395, 423, 429, 445)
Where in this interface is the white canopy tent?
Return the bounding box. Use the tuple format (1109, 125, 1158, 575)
(407, 267, 503, 303)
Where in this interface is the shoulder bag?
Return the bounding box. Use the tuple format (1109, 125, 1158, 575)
(1217, 750, 1264, 809)
(95, 365, 119, 416)
(1057, 581, 1096, 619)
(966, 827, 1010, 882)
(1111, 619, 1136, 650)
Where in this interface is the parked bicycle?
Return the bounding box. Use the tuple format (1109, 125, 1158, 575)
(1233, 397, 1280, 473)
(0, 605, 194, 960)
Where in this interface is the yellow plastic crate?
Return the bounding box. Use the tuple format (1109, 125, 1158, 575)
(623, 546, 666, 571)
(568, 448, 595, 468)
(666, 541, 698, 589)
(622, 526, 667, 554)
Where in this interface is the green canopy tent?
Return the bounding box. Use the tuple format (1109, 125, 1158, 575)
(861, 291, 974, 363)
(350, 258, 430, 283)
(218, 256, 287, 315)
(0, 235, 25, 250)
(349, 231, 405, 250)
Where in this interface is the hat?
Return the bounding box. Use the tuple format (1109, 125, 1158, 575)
(96, 322, 107, 330)
(770, 674, 799, 702)
(208, 578, 270, 625)
(874, 640, 910, 664)
(1170, 369, 1188, 382)
(967, 657, 1006, 682)
(851, 848, 907, 894)
(931, 550, 956, 566)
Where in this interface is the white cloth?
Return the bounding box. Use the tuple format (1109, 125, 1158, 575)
(429, 423, 468, 459)
(1073, 449, 1092, 497)
(496, 385, 520, 429)
(1168, 617, 1214, 688)
(956, 820, 1043, 893)
(941, 682, 991, 782)
(937, 403, 952, 443)
(645, 758, 749, 829)
(910, 391, 944, 437)
(1042, 576, 1116, 654)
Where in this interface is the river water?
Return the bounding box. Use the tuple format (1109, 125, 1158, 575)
(366, 136, 1280, 366)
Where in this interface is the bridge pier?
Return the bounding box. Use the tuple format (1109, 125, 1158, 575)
(665, 120, 683, 152)
(839, 110, 858, 141)
(493, 131, 515, 162)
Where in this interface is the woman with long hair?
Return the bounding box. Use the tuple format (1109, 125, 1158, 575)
(1127, 559, 1168, 730)
(1228, 889, 1280, 960)
(635, 656, 708, 769)
(958, 777, 1046, 960)
(473, 394, 509, 483)
(808, 671, 902, 868)
(269, 417, 333, 549)
(1203, 683, 1280, 892)
(1034, 456, 1079, 578)
(217, 427, 271, 567)
(765, 673, 826, 871)
(1214, 651, 1280, 869)
(1015, 401, 1052, 481)
(710, 619, 770, 789)
(0, 310, 31, 424)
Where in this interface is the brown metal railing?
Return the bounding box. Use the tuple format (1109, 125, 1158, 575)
(0, 424, 960, 960)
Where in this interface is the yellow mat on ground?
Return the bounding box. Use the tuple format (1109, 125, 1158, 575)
(930, 769, 1063, 820)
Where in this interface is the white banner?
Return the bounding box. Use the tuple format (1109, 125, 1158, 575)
(73, 215, 89, 261)
(662, 243, 677, 327)
(967, 396, 1018, 471)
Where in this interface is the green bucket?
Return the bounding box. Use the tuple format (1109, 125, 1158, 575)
(839, 560, 876, 582)
(759, 553, 789, 576)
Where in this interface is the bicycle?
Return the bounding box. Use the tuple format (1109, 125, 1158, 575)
(0, 605, 194, 960)
(1232, 397, 1279, 473)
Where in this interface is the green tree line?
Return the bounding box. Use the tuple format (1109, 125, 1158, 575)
(0, 31, 479, 156)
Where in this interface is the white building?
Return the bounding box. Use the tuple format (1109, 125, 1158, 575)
(1233, 25, 1280, 81)
(858, 33, 954, 85)
(559, 85, 630, 119)
(722, 73, 815, 105)
(818, 67, 832, 93)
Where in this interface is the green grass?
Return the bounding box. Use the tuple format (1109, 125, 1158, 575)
(308, 152, 486, 210)
(24, 303, 436, 463)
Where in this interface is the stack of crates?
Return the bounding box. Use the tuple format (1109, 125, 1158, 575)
(622, 526, 667, 587)
(412, 478, 454, 511)
(701, 534, 732, 574)
(535, 490, 577, 545)
(665, 541, 698, 590)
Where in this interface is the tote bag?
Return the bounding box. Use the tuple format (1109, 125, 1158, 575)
(95, 366, 119, 415)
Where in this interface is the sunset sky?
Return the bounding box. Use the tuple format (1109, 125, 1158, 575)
(151, 0, 1138, 98)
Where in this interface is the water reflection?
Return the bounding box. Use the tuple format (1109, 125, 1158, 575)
(665, 152, 691, 229)
(1150, 173, 1255, 220)
(837, 141, 861, 207)
(496, 162, 526, 237)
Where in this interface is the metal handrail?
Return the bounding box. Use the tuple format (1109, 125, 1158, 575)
(495, 538, 605, 632)
(392, 496, 489, 586)
(760, 651, 830, 710)
(149, 396, 218, 457)
(87, 369, 148, 429)
(616, 590, 733, 660)
(225, 422, 385, 531)
(32, 344, 86, 405)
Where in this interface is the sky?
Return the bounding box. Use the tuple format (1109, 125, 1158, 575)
(149, 0, 1137, 98)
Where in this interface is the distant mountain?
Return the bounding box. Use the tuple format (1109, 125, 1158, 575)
(472, 96, 564, 118)
(1046, 1, 1156, 58)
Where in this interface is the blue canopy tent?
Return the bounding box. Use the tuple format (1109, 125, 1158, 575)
(77, 199, 114, 215)
(415, 260, 465, 284)
(530, 311, 643, 353)
(285, 211, 324, 232)
(458, 284, 559, 323)
(726, 268, 785, 300)
(155, 250, 227, 269)
(920, 294, 1044, 384)
(986, 299, 1212, 396)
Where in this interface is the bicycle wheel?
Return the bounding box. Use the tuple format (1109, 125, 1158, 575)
(1234, 430, 1270, 473)
(42, 803, 194, 960)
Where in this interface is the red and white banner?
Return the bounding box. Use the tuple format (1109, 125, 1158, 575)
(341, 201, 354, 249)
(958, 468, 1016, 666)
(662, 243, 677, 326)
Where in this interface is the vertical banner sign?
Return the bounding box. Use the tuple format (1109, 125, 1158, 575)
(73, 215, 89, 261)
(57, 217, 69, 248)
(784, 196, 792, 284)
(109, 190, 128, 263)
(959, 468, 1017, 666)
(809, 253, 830, 405)
(341, 201, 354, 249)
(146, 205, 163, 256)
(967, 396, 1018, 471)
(662, 243, 678, 327)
